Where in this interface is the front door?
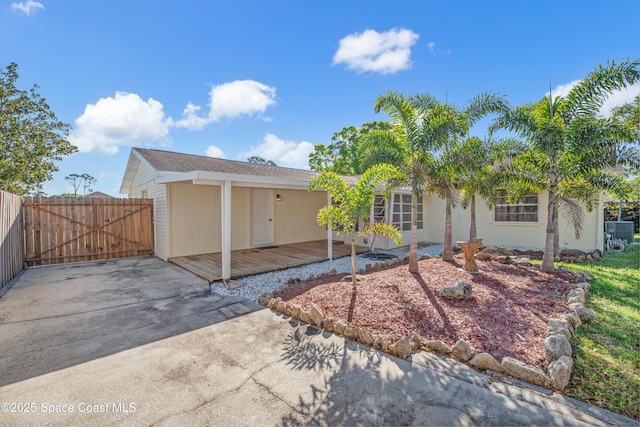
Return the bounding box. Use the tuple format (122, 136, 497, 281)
(251, 188, 274, 246)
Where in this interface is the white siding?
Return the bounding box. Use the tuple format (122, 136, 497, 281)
(168, 183, 220, 257)
(149, 184, 169, 260)
(274, 190, 326, 245)
(423, 191, 600, 251)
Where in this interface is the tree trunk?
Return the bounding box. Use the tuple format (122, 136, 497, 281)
(443, 195, 454, 261)
(553, 208, 560, 257)
(541, 187, 556, 272)
(350, 238, 357, 291)
(408, 193, 419, 273)
(469, 194, 477, 240)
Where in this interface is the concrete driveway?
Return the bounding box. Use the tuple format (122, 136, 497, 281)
(0, 256, 635, 426)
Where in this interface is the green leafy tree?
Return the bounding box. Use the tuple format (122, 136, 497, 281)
(490, 59, 640, 272)
(309, 163, 403, 291)
(65, 173, 97, 197)
(0, 62, 76, 195)
(247, 156, 277, 166)
(308, 121, 393, 174)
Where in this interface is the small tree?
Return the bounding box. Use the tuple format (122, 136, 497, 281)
(309, 164, 403, 291)
(65, 173, 96, 197)
(0, 62, 76, 195)
(247, 156, 277, 166)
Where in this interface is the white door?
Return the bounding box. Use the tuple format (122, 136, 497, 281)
(251, 188, 274, 246)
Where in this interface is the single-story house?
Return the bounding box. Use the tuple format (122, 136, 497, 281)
(120, 148, 603, 279)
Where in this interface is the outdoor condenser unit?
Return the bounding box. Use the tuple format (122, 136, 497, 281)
(605, 221, 634, 243)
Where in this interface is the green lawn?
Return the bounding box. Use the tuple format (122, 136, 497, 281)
(561, 235, 639, 419)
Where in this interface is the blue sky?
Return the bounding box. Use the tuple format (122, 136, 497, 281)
(2, 0, 639, 196)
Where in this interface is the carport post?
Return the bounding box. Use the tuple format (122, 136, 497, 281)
(221, 180, 232, 280)
(327, 192, 332, 261)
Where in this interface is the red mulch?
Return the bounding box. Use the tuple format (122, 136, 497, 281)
(280, 257, 576, 367)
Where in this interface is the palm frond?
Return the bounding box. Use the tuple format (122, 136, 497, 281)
(556, 197, 586, 239)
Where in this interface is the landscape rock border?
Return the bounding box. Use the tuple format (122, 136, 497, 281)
(259, 256, 597, 393)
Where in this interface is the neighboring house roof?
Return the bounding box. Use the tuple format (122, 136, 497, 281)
(81, 191, 114, 198)
(120, 147, 365, 194)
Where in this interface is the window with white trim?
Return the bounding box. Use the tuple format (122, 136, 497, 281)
(494, 190, 538, 222)
(373, 195, 386, 223)
(392, 194, 423, 231)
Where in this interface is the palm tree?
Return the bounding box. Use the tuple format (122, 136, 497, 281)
(490, 59, 640, 272)
(374, 91, 431, 273)
(309, 163, 403, 291)
(414, 92, 509, 260)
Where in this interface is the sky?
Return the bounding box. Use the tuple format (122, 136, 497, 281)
(1, 0, 639, 196)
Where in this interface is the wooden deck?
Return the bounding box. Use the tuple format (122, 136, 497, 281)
(169, 240, 363, 283)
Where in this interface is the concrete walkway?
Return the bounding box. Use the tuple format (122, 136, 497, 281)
(0, 256, 635, 426)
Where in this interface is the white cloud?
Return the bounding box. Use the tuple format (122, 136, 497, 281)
(206, 145, 226, 158)
(332, 28, 419, 74)
(70, 92, 173, 155)
(427, 41, 451, 55)
(240, 133, 314, 169)
(11, 0, 44, 14)
(176, 80, 276, 130)
(549, 81, 640, 116)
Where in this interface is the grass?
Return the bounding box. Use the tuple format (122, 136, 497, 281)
(560, 235, 639, 420)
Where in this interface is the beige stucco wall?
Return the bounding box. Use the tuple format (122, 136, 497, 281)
(424, 191, 600, 251)
(274, 189, 326, 245)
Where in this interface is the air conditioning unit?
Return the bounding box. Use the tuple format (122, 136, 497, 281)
(605, 221, 634, 243)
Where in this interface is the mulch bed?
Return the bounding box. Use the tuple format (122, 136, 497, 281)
(280, 257, 576, 367)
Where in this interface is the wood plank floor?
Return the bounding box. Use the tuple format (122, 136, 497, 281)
(169, 240, 364, 283)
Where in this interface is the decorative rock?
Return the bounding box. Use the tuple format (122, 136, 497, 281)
(437, 281, 473, 300)
(501, 357, 551, 388)
(357, 328, 375, 346)
(559, 312, 582, 330)
(365, 264, 372, 272)
(495, 255, 511, 264)
(334, 319, 348, 335)
(568, 302, 584, 311)
(258, 292, 272, 307)
(420, 254, 432, 260)
(548, 356, 574, 391)
(373, 262, 381, 271)
(275, 300, 287, 314)
(410, 334, 422, 351)
(494, 247, 514, 256)
(573, 282, 591, 292)
(547, 318, 572, 340)
(575, 271, 593, 283)
(475, 252, 492, 261)
(290, 303, 302, 320)
(308, 273, 315, 280)
(282, 302, 293, 317)
(322, 317, 335, 332)
(469, 352, 504, 373)
(391, 337, 413, 359)
(300, 310, 312, 324)
(451, 340, 471, 362)
(328, 269, 337, 276)
(425, 339, 452, 354)
(567, 288, 586, 305)
(575, 306, 596, 323)
(267, 297, 279, 309)
(309, 303, 325, 326)
(344, 323, 359, 340)
(544, 334, 572, 363)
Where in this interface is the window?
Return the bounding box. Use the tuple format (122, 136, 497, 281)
(494, 190, 538, 222)
(373, 195, 386, 223)
(392, 194, 423, 231)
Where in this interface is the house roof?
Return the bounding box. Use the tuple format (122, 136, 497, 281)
(81, 191, 114, 198)
(134, 148, 321, 181)
(119, 148, 365, 194)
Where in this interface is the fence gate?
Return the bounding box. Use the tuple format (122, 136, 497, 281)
(23, 197, 154, 266)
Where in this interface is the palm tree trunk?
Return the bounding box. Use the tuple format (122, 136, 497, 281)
(443, 195, 454, 261)
(553, 208, 560, 257)
(351, 237, 357, 291)
(408, 193, 419, 273)
(470, 194, 477, 240)
(541, 187, 557, 272)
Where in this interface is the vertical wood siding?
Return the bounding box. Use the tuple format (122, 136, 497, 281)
(1, 190, 24, 287)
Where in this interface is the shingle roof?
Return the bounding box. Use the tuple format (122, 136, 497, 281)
(134, 147, 322, 181)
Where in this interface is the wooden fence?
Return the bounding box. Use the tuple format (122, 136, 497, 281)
(23, 197, 154, 266)
(1, 190, 24, 287)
